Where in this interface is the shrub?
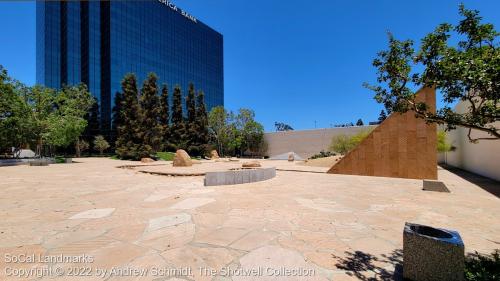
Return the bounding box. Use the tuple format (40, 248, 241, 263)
(465, 250, 500, 281)
(94, 135, 110, 155)
(310, 150, 336, 159)
(329, 129, 372, 155)
(437, 130, 454, 153)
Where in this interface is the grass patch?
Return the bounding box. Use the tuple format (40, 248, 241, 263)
(109, 155, 120, 160)
(156, 152, 176, 161)
(55, 156, 65, 164)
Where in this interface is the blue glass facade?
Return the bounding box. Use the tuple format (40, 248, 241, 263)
(37, 0, 224, 131)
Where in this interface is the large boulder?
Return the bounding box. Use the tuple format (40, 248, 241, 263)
(173, 149, 192, 167)
(141, 157, 154, 163)
(210, 150, 220, 159)
(242, 161, 261, 168)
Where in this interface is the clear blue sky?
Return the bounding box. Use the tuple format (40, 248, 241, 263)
(1, 0, 499, 132)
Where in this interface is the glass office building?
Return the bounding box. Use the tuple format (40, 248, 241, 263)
(37, 0, 223, 130)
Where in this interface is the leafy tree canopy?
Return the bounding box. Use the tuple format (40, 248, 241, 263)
(364, 5, 499, 142)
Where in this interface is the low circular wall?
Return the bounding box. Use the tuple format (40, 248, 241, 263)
(204, 167, 276, 186)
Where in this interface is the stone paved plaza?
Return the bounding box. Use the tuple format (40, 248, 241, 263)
(0, 158, 499, 280)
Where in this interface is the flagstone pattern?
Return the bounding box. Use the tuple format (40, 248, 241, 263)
(0, 158, 498, 280)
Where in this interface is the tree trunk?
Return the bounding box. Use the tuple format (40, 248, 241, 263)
(36, 138, 42, 158)
(75, 139, 81, 158)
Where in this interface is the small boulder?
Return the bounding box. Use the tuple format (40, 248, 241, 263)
(242, 161, 261, 168)
(141, 157, 155, 163)
(173, 149, 193, 167)
(288, 152, 294, 162)
(210, 150, 220, 159)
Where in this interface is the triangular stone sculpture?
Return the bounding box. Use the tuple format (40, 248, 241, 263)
(328, 87, 437, 180)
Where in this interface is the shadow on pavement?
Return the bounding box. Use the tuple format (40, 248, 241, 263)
(333, 249, 403, 281)
(440, 164, 500, 198)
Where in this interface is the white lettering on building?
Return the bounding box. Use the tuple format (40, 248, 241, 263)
(157, 0, 198, 23)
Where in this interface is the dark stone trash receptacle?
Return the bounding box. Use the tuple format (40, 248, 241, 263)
(403, 222, 464, 281)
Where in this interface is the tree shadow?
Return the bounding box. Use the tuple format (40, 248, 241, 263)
(333, 249, 403, 281)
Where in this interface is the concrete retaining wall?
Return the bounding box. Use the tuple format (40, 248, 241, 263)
(204, 167, 276, 186)
(264, 126, 377, 159)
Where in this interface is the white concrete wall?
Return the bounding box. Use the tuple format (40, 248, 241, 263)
(264, 126, 377, 159)
(442, 101, 500, 181)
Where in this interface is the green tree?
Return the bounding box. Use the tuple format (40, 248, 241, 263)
(170, 85, 186, 149)
(378, 110, 387, 122)
(111, 91, 124, 145)
(0, 66, 33, 155)
(236, 109, 265, 156)
(45, 84, 94, 154)
(26, 85, 57, 157)
(185, 83, 198, 154)
(208, 106, 229, 156)
(77, 140, 90, 155)
(159, 84, 172, 151)
(0, 66, 93, 157)
(356, 119, 364, 126)
(140, 73, 162, 152)
(274, 122, 294, 131)
(329, 129, 372, 155)
(115, 74, 152, 160)
(195, 90, 209, 154)
(208, 107, 266, 157)
(94, 135, 110, 155)
(364, 5, 499, 142)
(81, 96, 100, 156)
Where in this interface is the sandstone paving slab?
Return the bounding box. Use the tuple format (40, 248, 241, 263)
(230, 230, 279, 251)
(105, 224, 146, 243)
(192, 212, 228, 229)
(195, 227, 250, 247)
(160, 246, 240, 281)
(169, 198, 215, 210)
(143, 190, 181, 202)
(234, 245, 330, 281)
(42, 229, 107, 249)
(87, 241, 148, 270)
(137, 223, 195, 251)
(147, 213, 191, 232)
(69, 208, 115, 220)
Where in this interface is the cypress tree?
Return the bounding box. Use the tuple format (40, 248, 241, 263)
(159, 84, 172, 151)
(111, 91, 123, 145)
(139, 73, 162, 152)
(195, 90, 209, 154)
(115, 73, 152, 160)
(378, 110, 387, 122)
(170, 85, 186, 149)
(185, 83, 197, 154)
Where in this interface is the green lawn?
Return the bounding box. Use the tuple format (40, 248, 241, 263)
(156, 151, 176, 161)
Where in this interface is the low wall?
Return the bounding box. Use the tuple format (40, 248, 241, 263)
(204, 167, 276, 186)
(264, 126, 377, 159)
(441, 101, 500, 181)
